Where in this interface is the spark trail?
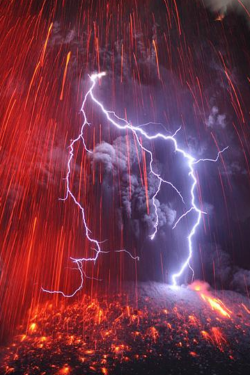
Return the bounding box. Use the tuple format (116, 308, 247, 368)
(42, 72, 228, 296)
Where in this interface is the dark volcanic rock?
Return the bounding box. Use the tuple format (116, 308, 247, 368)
(1, 282, 250, 375)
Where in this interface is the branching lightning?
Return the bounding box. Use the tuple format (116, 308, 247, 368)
(42, 72, 228, 296)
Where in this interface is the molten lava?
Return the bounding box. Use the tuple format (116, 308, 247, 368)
(1, 283, 250, 374)
(190, 281, 231, 318)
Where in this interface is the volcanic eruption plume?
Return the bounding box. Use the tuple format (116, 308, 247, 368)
(42, 71, 228, 297)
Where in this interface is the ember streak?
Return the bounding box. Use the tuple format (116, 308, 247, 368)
(42, 72, 227, 297)
(1, 283, 250, 375)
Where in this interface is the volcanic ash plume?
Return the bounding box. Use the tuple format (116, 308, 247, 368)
(203, 0, 250, 23)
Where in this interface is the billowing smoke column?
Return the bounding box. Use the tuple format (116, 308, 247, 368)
(202, 0, 250, 17)
(42, 72, 228, 297)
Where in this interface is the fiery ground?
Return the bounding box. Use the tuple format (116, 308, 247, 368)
(1, 0, 250, 347)
(1, 282, 250, 375)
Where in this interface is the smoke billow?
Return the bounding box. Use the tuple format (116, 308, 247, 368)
(203, 0, 250, 24)
(43, 0, 250, 290)
(90, 136, 177, 239)
(231, 268, 250, 294)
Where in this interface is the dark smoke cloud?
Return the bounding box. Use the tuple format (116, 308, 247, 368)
(203, 0, 250, 24)
(205, 106, 227, 129)
(30, 0, 250, 291)
(201, 244, 233, 286)
(200, 243, 250, 294)
(90, 137, 177, 239)
(231, 268, 250, 294)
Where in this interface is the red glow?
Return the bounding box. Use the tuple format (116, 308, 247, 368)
(190, 281, 231, 318)
(0, 0, 249, 352)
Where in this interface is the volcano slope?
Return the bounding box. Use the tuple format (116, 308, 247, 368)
(1, 282, 250, 375)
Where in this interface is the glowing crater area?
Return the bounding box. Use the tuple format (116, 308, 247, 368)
(1, 283, 250, 375)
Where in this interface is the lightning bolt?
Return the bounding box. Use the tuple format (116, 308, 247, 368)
(42, 72, 228, 296)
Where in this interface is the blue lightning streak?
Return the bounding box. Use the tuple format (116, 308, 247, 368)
(42, 72, 228, 296)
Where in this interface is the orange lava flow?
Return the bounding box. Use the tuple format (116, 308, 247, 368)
(191, 281, 231, 318)
(1, 289, 249, 374)
(200, 294, 231, 318)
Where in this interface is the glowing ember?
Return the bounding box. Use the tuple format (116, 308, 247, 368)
(1, 283, 250, 374)
(190, 281, 231, 318)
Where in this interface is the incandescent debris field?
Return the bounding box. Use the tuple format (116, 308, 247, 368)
(1, 282, 250, 375)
